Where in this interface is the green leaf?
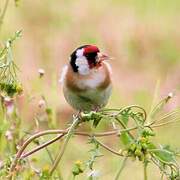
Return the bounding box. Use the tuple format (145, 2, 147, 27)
(151, 149, 176, 164)
(120, 115, 133, 146)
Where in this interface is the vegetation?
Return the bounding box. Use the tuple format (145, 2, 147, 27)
(0, 0, 179, 179)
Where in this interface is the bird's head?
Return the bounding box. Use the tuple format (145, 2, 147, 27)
(70, 45, 109, 75)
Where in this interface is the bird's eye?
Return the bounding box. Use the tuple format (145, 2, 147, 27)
(85, 52, 97, 59)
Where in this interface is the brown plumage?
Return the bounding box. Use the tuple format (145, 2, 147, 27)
(61, 45, 112, 111)
(65, 62, 111, 92)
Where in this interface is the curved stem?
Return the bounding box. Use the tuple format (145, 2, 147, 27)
(101, 105, 147, 121)
(9, 129, 68, 174)
(116, 105, 147, 121)
(50, 116, 80, 175)
(94, 138, 124, 157)
(9, 127, 138, 176)
(21, 134, 65, 158)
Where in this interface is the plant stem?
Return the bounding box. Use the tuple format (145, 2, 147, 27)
(21, 134, 64, 158)
(9, 126, 140, 176)
(114, 157, 128, 180)
(94, 137, 124, 157)
(0, 0, 10, 33)
(50, 116, 80, 175)
(151, 118, 180, 128)
(117, 105, 147, 121)
(144, 161, 148, 180)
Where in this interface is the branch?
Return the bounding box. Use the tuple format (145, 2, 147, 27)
(21, 134, 65, 158)
(10, 116, 175, 177)
(151, 118, 180, 128)
(9, 128, 126, 176)
(115, 105, 147, 121)
(94, 137, 124, 157)
(9, 129, 68, 174)
(148, 108, 180, 125)
(50, 116, 80, 175)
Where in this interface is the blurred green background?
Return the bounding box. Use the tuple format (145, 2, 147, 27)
(1, 0, 180, 179)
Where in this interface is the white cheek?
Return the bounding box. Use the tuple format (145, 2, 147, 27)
(75, 56, 90, 75)
(76, 49, 84, 57)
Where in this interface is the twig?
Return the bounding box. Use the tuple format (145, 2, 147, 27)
(9, 125, 142, 177)
(151, 118, 180, 128)
(115, 117, 135, 140)
(114, 157, 128, 180)
(50, 116, 80, 175)
(149, 108, 180, 125)
(117, 105, 147, 121)
(102, 105, 147, 121)
(21, 134, 65, 158)
(9, 129, 68, 175)
(10, 120, 171, 177)
(94, 137, 124, 157)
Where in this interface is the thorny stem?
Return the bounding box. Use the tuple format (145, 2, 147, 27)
(9, 130, 69, 176)
(102, 105, 147, 121)
(114, 157, 128, 180)
(9, 113, 179, 177)
(9, 128, 126, 176)
(22, 130, 123, 159)
(50, 116, 80, 175)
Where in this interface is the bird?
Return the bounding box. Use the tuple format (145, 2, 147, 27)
(60, 45, 112, 112)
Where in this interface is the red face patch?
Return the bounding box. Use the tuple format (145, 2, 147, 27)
(83, 45, 100, 55)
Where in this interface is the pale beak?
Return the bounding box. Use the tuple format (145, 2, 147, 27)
(97, 52, 110, 62)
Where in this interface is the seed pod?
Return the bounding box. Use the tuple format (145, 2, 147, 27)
(135, 148, 143, 157)
(129, 143, 136, 152)
(138, 154, 144, 161)
(142, 143, 148, 150)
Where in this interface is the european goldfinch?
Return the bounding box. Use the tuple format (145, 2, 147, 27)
(61, 45, 112, 111)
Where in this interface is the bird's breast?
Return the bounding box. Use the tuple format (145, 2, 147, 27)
(65, 62, 111, 92)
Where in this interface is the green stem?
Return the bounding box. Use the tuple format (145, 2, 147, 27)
(50, 116, 80, 175)
(94, 137, 124, 156)
(0, 0, 10, 33)
(151, 118, 180, 128)
(114, 157, 128, 180)
(144, 162, 148, 180)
